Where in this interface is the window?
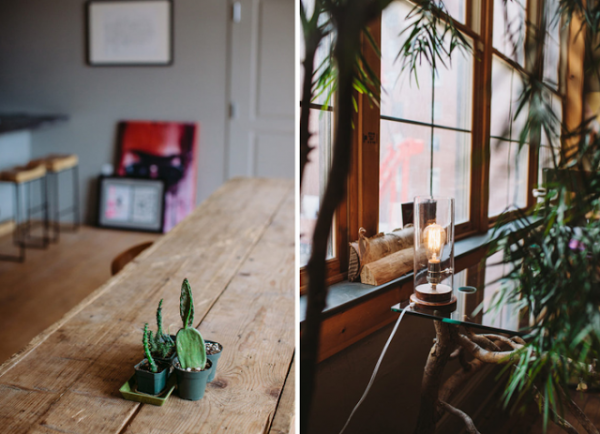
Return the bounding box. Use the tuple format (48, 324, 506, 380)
(300, 1, 346, 287)
(379, 0, 473, 232)
(301, 0, 566, 284)
(488, 56, 530, 216)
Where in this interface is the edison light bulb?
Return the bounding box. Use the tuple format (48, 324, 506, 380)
(423, 223, 446, 288)
(424, 223, 445, 261)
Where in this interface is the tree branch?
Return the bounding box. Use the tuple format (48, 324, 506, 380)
(438, 400, 481, 434)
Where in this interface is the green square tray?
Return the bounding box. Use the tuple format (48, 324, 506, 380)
(119, 372, 176, 406)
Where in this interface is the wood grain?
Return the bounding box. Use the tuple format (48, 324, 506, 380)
(359, 248, 415, 286)
(0, 226, 160, 365)
(269, 358, 295, 434)
(0, 178, 294, 434)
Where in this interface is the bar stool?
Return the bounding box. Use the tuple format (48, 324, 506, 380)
(0, 164, 50, 262)
(28, 154, 79, 242)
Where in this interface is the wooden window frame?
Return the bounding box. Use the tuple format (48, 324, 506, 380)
(300, 0, 567, 289)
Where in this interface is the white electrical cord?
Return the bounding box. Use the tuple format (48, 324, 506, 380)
(338, 302, 415, 434)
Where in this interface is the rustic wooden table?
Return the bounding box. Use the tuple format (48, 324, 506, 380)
(0, 177, 295, 434)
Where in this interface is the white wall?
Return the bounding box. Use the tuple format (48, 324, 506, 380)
(0, 0, 229, 223)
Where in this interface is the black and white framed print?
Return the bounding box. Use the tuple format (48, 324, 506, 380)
(87, 1, 173, 66)
(98, 176, 165, 232)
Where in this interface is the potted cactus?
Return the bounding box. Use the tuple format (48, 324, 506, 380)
(205, 340, 223, 383)
(147, 299, 176, 364)
(134, 323, 170, 395)
(173, 278, 213, 401)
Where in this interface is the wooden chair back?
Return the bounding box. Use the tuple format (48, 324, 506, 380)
(111, 241, 154, 276)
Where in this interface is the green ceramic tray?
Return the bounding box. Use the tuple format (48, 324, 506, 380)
(119, 373, 176, 406)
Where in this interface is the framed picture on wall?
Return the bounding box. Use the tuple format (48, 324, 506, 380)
(98, 176, 166, 232)
(86, 0, 173, 66)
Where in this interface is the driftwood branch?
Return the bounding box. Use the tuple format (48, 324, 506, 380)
(439, 358, 485, 403)
(559, 387, 600, 434)
(413, 320, 457, 434)
(438, 400, 481, 434)
(481, 334, 525, 350)
(457, 333, 518, 364)
(531, 386, 580, 434)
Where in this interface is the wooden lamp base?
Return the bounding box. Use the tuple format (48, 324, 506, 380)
(410, 293, 457, 311)
(412, 283, 457, 311)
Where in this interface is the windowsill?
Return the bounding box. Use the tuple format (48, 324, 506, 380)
(299, 225, 511, 323)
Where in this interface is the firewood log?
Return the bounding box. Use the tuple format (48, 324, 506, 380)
(360, 248, 422, 286)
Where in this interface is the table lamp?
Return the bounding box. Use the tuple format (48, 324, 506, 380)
(411, 196, 456, 310)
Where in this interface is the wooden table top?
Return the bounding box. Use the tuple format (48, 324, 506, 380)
(0, 178, 295, 434)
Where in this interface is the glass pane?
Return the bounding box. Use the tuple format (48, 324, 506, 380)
(435, 37, 473, 131)
(543, 0, 561, 88)
(432, 128, 471, 223)
(300, 108, 334, 266)
(482, 250, 520, 331)
(381, 1, 473, 130)
(489, 139, 529, 216)
(379, 120, 432, 232)
(379, 121, 471, 231)
(491, 56, 529, 141)
(491, 56, 513, 139)
(493, 0, 526, 66)
(442, 0, 466, 23)
(381, 0, 432, 124)
(299, 0, 334, 108)
(510, 70, 528, 142)
(541, 93, 562, 147)
(538, 145, 557, 185)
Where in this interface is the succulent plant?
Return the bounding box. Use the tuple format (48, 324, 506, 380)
(142, 323, 158, 373)
(150, 299, 175, 358)
(175, 278, 207, 370)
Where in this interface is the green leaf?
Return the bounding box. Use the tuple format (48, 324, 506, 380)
(180, 278, 195, 329)
(176, 327, 207, 370)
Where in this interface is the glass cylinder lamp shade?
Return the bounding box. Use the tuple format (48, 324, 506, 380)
(412, 196, 456, 308)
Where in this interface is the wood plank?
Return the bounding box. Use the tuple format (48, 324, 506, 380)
(0, 178, 293, 434)
(269, 358, 296, 434)
(123, 187, 295, 433)
(0, 226, 160, 365)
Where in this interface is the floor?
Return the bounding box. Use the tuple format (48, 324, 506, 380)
(478, 381, 600, 433)
(0, 225, 160, 364)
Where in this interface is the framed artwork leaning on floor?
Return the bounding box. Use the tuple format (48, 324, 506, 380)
(97, 176, 165, 233)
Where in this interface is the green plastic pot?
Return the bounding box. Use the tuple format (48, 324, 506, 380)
(174, 357, 213, 401)
(205, 340, 223, 383)
(134, 359, 170, 395)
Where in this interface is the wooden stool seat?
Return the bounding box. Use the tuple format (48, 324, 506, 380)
(111, 241, 154, 275)
(0, 165, 47, 184)
(28, 154, 78, 173)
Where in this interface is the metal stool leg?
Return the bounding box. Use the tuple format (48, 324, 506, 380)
(19, 178, 49, 249)
(53, 171, 60, 242)
(0, 182, 25, 262)
(72, 165, 79, 231)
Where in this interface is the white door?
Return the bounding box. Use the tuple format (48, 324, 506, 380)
(227, 0, 295, 179)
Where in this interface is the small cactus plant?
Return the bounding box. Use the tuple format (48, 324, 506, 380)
(142, 323, 158, 373)
(150, 299, 175, 358)
(176, 278, 207, 370)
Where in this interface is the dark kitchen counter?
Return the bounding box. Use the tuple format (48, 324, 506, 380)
(0, 114, 68, 134)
